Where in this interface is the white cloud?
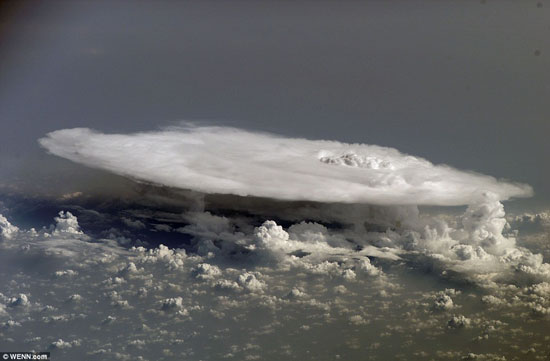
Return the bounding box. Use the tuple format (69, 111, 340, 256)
(160, 297, 188, 315)
(2, 320, 21, 329)
(7, 294, 30, 308)
(447, 315, 471, 329)
(0, 214, 19, 241)
(433, 292, 454, 311)
(356, 258, 381, 276)
(49, 338, 80, 349)
(507, 210, 550, 236)
(285, 287, 306, 299)
(349, 314, 368, 325)
(1, 208, 550, 360)
(342, 269, 357, 281)
(132, 244, 186, 271)
(53, 211, 84, 236)
(288, 222, 331, 244)
(458, 195, 515, 255)
(215, 279, 241, 291)
(67, 294, 83, 303)
(237, 272, 265, 293)
(252, 220, 293, 258)
(54, 270, 78, 278)
(38, 125, 532, 206)
(193, 263, 222, 280)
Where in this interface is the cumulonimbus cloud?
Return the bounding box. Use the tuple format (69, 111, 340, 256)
(38, 125, 532, 206)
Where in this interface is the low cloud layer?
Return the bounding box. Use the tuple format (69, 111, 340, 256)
(2, 205, 550, 360)
(39, 125, 532, 206)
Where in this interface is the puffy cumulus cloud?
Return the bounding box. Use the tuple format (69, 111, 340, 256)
(457, 195, 515, 255)
(193, 263, 222, 281)
(247, 220, 393, 275)
(288, 222, 330, 244)
(0, 214, 19, 240)
(447, 315, 471, 329)
(433, 291, 455, 311)
(451, 244, 490, 262)
(54, 270, 78, 278)
(66, 294, 82, 303)
(2, 209, 550, 360)
(52, 211, 84, 236)
(49, 339, 81, 350)
(285, 287, 306, 299)
(337, 194, 550, 286)
(348, 314, 368, 325)
(237, 272, 266, 293)
(502, 212, 550, 263)
(38, 125, 532, 206)
(158, 204, 549, 290)
(7, 294, 30, 308)
(2, 320, 21, 329)
(131, 244, 187, 271)
(476, 280, 550, 319)
(251, 220, 293, 258)
(160, 297, 189, 315)
(506, 210, 550, 260)
(508, 210, 550, 231)
(356, 258, 381, 277)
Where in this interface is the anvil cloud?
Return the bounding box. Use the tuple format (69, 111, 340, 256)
(39, 125, 532, 206)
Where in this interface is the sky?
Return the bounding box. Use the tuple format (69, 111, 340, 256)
(1, 0, 549, 208)
(2, 2, 550, 360)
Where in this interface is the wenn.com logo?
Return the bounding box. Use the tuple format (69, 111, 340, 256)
(0, 353, 50, 360)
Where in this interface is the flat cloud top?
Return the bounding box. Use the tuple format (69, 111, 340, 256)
(39, 125, 532, 206)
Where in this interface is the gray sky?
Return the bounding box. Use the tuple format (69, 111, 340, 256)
(1, 0, 549, 208)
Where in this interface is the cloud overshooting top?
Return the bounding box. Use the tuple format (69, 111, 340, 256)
(39, 125, 532, 206)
